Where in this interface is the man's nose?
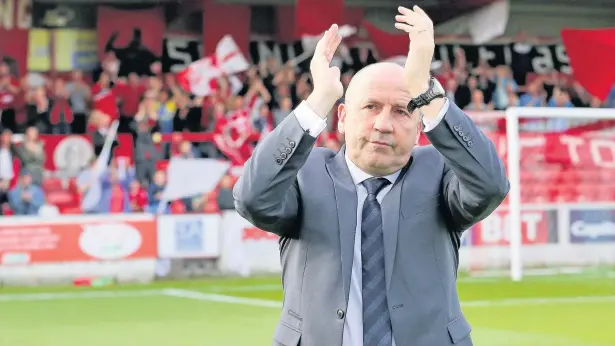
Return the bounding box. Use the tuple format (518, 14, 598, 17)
(373, 110, 394, 133)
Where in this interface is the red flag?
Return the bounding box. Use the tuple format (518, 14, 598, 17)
(176, 35, 249, 96)
(561, 28, 615, 101)
(295, 0, 344, 38)
(363, 21, 409, 59)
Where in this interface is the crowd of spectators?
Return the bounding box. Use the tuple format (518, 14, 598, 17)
(1, 46, 615, 216)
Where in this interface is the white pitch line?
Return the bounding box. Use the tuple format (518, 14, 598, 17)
(1, 288, 614, 310)
(463, 295, 615, 307)
(0, 289, 163, 302)
(162, 288, 615, 309)
(162, 288, 281, 308)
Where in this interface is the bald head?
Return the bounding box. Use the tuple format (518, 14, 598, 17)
(336, 61, 418, 176)
(344, 62, 406, 106)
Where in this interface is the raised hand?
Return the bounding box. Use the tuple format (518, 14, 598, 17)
(394, 6, 435, 96)
(306, 24, 343, 118)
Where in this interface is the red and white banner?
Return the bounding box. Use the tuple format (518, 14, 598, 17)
(15, 134, 134, 172)
(0, 216, 157, 265)
(488, 132, 615, 168)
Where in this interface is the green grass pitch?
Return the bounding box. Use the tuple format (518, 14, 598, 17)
(0, 272, 613, 346)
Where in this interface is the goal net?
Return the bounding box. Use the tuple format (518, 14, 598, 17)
(429, 107, 615, 280)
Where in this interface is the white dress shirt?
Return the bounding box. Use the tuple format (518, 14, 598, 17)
(294, 98, 449, 346)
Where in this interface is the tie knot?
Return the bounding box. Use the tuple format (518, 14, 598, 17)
(362, 177, 390, 196)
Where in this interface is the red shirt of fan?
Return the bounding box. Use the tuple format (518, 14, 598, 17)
(92, 84, 119, 120)
(129, 187, 147, 212)
(114, 82, 145, 116)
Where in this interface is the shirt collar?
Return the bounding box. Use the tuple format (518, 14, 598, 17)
(344, 153, 401, 186)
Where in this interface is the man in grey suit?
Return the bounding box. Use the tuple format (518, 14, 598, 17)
(233, 6, 509, 346)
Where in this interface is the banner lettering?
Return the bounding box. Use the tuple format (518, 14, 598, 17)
(470, 209, 558, 246)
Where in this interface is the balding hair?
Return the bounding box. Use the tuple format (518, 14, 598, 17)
(344, 62, 406, 106)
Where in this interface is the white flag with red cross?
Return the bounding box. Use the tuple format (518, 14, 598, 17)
(176, 35, 249, 96)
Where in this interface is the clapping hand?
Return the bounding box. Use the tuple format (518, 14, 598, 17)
(394, 6, 435, 96)
(306, 24, 343, 118)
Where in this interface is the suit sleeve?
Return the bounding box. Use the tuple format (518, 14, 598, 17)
(423, 100, 510, 231)
(233, 102, 320, 236)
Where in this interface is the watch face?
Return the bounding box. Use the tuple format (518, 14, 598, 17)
(431, 78, 445, 95)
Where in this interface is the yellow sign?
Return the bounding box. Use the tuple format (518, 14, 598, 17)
(27, 29, 51, 71)
(27, 29, 98, 72)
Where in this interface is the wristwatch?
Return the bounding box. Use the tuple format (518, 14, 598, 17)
(407, 77, 445, 114)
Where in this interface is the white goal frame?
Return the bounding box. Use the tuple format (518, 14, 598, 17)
(505, 106, 615, 281)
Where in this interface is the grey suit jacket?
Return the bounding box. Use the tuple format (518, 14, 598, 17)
(233, 101, 509, 346)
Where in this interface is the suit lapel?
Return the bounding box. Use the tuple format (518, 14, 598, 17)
(381, 156, 414, 291)
(325, 146, 357, 302)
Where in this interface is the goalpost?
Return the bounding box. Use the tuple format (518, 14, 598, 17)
(505, 106, 615, 281)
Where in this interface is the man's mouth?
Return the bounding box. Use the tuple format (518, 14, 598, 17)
(369, 140, 391, 147)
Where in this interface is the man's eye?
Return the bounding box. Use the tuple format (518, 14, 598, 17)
(365, 104, 376, 109)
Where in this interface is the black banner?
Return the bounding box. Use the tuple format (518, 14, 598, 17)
(31, 3, 97, 29)
(434, 43, 570, 80)
(161, 36, 571, 86)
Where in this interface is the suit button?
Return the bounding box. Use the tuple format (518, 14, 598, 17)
(458, 131, 464, 136)
(280, 152, 287, 159)
(285, 147, 292, 154)
(462, 136, 469, 141)
(337, 309, 345, 319)
(289, 140, 296, 148)
(275, 158, 283, 165)
(467, 141, 473, 147)
(453, 125, 460, 131)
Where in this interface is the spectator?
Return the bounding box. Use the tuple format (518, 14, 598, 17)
(157, 89, 176, 135)
(49, 78, 73, 134)
(548, 87, 574, 108)
(492, 66, 518, 110)
(92, 72, 119, 122)
(8, 170, 44, 215)
(175, 140, 198, 159)
(272, 96, 292, 126)
(100, 167, 131, 213)
(519, 81, 545, 107)
(25, 86, 50, 132)
(128, 180, 147, 212)
(0, 61, 19, 132)
(465, 89, 491, 111)
(216, 174, 235, 210)
(0, 129, 13, 214)
(147, 169, 167, 213)
(91, 114, 118, 164)
(115, 72, 145, 133)
(134, 121, 160, 185)
(14, 126, 45, 186)
(76, 157, 106, 214)
(444, 78, 458, 104)
(65, 70, 91, 134)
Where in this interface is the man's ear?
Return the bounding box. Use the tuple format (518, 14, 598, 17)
(337, 102, 346, 134)
(415, 121, 422, 145)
